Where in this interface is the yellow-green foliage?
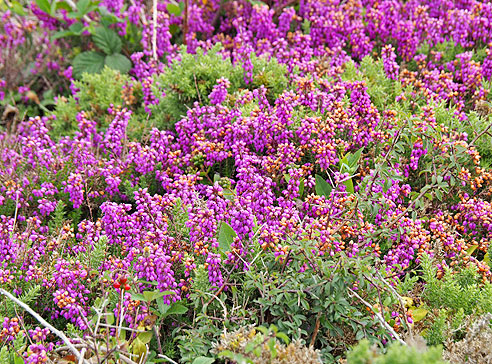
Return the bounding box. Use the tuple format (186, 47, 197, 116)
(150, 44, 288, 128)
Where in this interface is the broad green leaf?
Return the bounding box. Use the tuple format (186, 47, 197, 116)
(142, 290, 175, 302)
(276, 332, 289, 345)
(339, 155, 350, 173)
(105, 53, 132, 73)
(132, 337, 147, 362)
(166, 3, 181, 16)
(137, 331, 153, 345)
(157, 297, 167, 316)
(410, 307, 428, 323)
(130, 293, 146, 301)
(69, 22, 84, 35)
(315, 174, 332, 197)
(35, 0, 50, 14)
(343, 178, 354, 194)
(10, 1, 26, 16)
(72, 51, 105, 78)
(218, 221, 237, 255)
(93, 27, 122, 54)
(56, 1, 72, 11)
(192, 357, 215, 364)
(52, 30, 75, 40)
(245, 342, 255, 354)
(76, 0, 90, 14)
(169, 23, 180, 35)
(106, 313, 115, 325)
(164, 302, 188, 317)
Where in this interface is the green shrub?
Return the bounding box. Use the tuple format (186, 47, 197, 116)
(346, 339, 448, 364)
(52, 67, 145, 138)
(150, 44, 288, 128)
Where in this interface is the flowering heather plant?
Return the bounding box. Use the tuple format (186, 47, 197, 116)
(3, 0, 492, 363)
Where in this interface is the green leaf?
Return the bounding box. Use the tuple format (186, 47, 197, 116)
(192, 358, 215, 364)
(466, 245, 478, 255)
(276, 332, 289, 345)
(410, 307, 428, 323)
(69, 22, 85, 35)
(245, 342, 255, 354)
(165, 302, 188, 316)
(131, 293, 146, 301)
(56, 1, 72, 12)
(315, 174, 332, 198)
(218, 221, 237, 256)
(343, 178, 354, 194)
(132, 337, 148, 362)
(105, 53, 132, 74)
(93, 27, 122, 54)
(267, 338, 277, 358)
(72, 51, 105, 78)
(169, 23, 180, 35)
(76, 0, 90, 14)
(52, 30, 75, 40)
(106, 313, 115, 325)
(35, 0, 51, 14)
(142, 290, 175, 302)
(9, 1, 27, 16)
(348, 147, 363, 169)
(137, 331, 153, 345)
(166, 3, 181, 16)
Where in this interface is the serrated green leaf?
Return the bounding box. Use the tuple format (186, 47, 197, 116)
(105, 53, 132, 73)
(72, 51, 105, 78)
(76, 0, 90, 14)
(315, 174, 332, 197)
(93, 27, 122, 54)
(218, 221, 237, 255)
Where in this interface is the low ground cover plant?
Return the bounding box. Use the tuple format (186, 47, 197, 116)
(2, 0, 492, 363)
